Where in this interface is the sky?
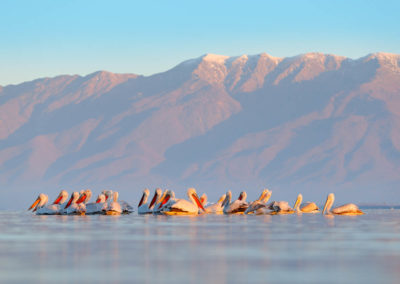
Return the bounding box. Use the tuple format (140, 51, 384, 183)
(0, 0, 399, 86)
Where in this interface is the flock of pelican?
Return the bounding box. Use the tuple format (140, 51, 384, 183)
(28, 189, 133, 215)
(28, 188, 364, 216)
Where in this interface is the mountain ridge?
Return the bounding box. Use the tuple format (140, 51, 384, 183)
(1, 51, 399, 208)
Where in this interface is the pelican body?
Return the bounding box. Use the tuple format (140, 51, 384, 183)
(161, 188, 205, 215)
(245, 189, 272, 215)
(102, 191, 122, 215)
(293, 194, 319, 213)
(223, 191, 249, 215)
(204, 194, 226, 214)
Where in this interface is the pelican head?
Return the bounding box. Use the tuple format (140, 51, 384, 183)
(102, 190, 113, 201)
(148, 188, 162, 209)
(238, 191, 247, 201)
(76, 191, 88, 204)
(187, 188, 205, 211)
(157, 190, 173, 210)
(53, 190, 68, 204)
(65, 192, 79, 209)
(138, 188, 150, 207)
(28, 193, 47, 211)
(96, 194, 106, 203)
(322, 193, 335, 215)
(200, 193, 207, 206)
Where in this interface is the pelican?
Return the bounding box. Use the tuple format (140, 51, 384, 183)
(139, 188, 162, 214)
(223, 191, 249, 214)
(161, 188, 205, 215)
(322, 193, 364, 216)
(153, 189, 171, 214)
(63, 192, 86, 215)
(138, 188, 150, 214)
(28, 194, 59, 215)
(245, 189, 272, 215)
(102, 191, 122, 215)
(52, 190, 69, 209)
(204, 193, 226, 214)
(86, 191, 107, 215)
(293, 194, 319, 213)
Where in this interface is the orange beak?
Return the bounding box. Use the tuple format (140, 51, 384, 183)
(192, 193, 205, 211)
(53, 195, 62, 204)
(28, 197, 41, 211)
(76, 193, 87, 204)
(158, 195, 170, 209)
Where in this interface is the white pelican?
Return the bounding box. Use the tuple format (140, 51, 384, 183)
(138, 188, 150, 214)
(28, 194, 59, 215)
(267, 200, 295, 214)
(204, 193, 226, 214)
(102, 189, 132, 214)
(222, 191, 249, 214)
(102, 191, 122, 215)
(153, 189, 172, 214)
(245, 189, 272, 215)
(139, 188, 162, 214)
(52, 190, 69, 208)
(322, 193, 364, 216)
(293, 194, 319, 213)
(85, 190, 107, 215)
(161, 188, 205, 215)
(64, 192, 86, 215)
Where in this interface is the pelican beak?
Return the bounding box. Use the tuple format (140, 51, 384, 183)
(138, 193, 145, 207)
(158, 195, 170, 209)
(76, 193, 87, 204)
(28, 197, 41, 211)
(322, 197, 329, 215)
(53, 195, 62, 205)
(238, 192, 243, 201)
(149, 192, 159, 209)
(192, 193, 205, 211)
(293, 196, 301, 211)
(96, 197, 101, 203)
(64, 194, 74, 209)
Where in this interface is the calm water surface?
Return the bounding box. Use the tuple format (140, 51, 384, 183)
(1, 210, 400, 284)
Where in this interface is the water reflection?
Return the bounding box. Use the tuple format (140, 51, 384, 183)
(1, 211, 400, 283)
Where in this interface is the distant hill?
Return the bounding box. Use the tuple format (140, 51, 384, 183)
(1, 52, 400, 207)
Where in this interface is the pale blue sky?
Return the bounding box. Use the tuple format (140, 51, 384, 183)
(0, 0, 399, 86)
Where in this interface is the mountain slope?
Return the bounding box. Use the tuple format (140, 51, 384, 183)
(1, 52, 399, 206)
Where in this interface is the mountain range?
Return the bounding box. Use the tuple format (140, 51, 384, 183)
(1, 52, 400, 208)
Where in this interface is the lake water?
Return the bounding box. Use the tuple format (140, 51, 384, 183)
(1, 210, 400, 284)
